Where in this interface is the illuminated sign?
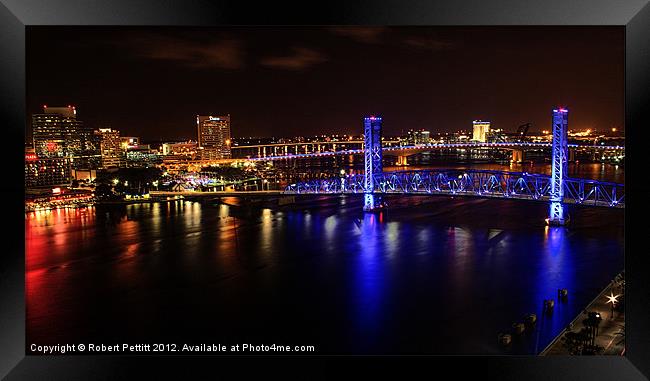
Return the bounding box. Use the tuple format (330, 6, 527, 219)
(46, 142, 59, 152)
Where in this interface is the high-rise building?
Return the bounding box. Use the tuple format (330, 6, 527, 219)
(472, 120, 491, 142)
(25, 147, 71, 188)
(197, 115, 231, 159)
(31, 105, 100, 168)
(95, 128, 125, 169)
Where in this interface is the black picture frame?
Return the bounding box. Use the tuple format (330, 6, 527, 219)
(2, 0, 649, 379)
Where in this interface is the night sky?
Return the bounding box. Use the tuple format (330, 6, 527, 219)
(27, 26, 623, 142)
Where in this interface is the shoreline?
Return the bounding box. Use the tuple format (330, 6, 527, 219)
(540, 272, 624, 355)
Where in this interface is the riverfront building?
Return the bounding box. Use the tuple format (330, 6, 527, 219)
(472, 120, 491, 142)
(95, 128, 124, 169)
(197, 115, 231, 159)
(25, 148, 71, 188)
(31, 105, 100, 168)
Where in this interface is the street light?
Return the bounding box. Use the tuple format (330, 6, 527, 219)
(605, 291, 620, 319)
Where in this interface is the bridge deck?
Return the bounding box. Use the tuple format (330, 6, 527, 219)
(284, 169, 625, 209)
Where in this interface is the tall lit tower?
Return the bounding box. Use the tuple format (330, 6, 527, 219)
(363, 116, 383, 212)
(548, 107, 569, 225)
(33, 105, 79, 157)
(472, 120, 491, 142)
(32, 105, 100, 169)
(197, 115, 231, 159)
(94, 128, 124, 169)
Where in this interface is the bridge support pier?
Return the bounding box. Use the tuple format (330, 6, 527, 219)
(363, 116, 384, 212)
(511, 149, 524, 163)
(548, 108, 569, 226)
(396, 155, 408, 166)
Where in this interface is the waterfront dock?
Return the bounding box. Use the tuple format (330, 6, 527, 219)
(149, 190, 285, 197)
(540, 275, 625, 355)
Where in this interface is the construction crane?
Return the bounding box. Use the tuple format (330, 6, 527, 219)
(516, 123, 532, 138)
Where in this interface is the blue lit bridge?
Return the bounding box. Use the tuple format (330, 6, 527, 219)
(282, 109, 625, 224)
(283, 169, 624, 209)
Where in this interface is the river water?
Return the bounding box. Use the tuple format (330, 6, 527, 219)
(26, 162, 624, 354)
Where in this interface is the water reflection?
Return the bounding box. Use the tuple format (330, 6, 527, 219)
(26, 195, 623, 354)
(260, 209, 274, 253)
(352, 213, 385, 349)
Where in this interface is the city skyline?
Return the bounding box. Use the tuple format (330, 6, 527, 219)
(27, 26, 623, 142)
(23, 26, 627, 360)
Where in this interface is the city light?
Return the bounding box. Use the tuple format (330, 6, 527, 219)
(605, 292, 620, 305)
(23, 27, 627, 360)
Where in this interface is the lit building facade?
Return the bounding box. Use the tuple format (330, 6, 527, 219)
(125, 144, 160, 168)
(472, 120, 491, 142)
(161, 141, 198, 156)
(95, 128, 125, 169)
(406, 129, 431, 145)
(120, 136, 140, 149)
(25, 149, 71, 188)
(32, 105, 100, 169)
(197, 115, 231, 159)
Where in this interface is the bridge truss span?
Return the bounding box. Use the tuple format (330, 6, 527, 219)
(283, 169, 624, 208)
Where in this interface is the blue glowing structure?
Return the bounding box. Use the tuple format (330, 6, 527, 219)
(548, 108, 569, 225)
(284, 169, 624, 208)
(283, 107, 624, 216)
(363, 116, 383, 212)
(243, 142, 623, 162)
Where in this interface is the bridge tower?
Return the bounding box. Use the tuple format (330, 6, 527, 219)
(548, 107, 569, 225)
(363, 116, 383, 212)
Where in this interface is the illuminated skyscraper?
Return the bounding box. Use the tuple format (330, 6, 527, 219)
(32, 105, 79, 157)
(32, 105, 100, 168)
(472, 120, 491, 142)
(94, 128, 125, 169)
(24, 147, 71, 188)
(197, 115, 231, 159)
